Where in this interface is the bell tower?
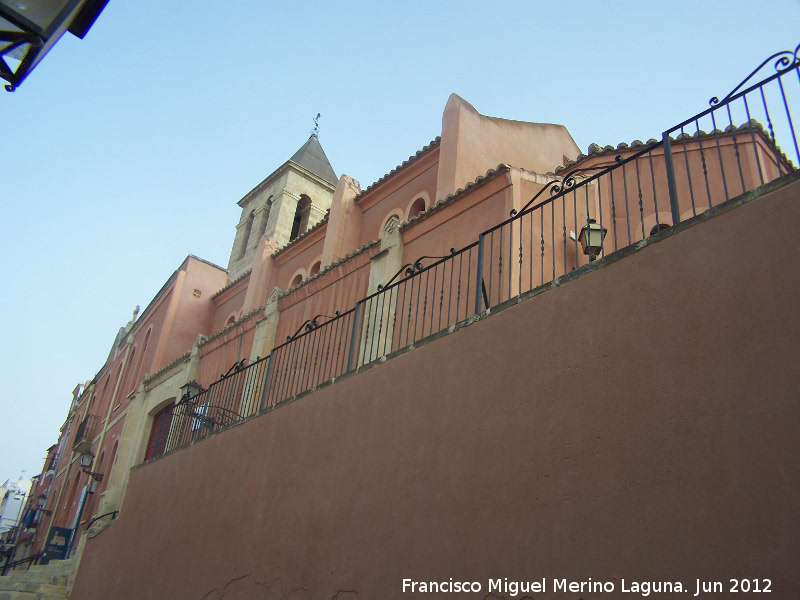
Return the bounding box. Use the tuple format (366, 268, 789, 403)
(227, 134, 338, 279)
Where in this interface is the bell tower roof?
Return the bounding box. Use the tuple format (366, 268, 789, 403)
(288, 134, 337, 185)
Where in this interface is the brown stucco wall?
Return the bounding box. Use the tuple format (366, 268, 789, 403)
(71, 176, 800, 600)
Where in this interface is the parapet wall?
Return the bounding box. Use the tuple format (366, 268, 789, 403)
(70, 175, 800, 599)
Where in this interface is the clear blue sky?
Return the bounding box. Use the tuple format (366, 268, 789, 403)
(1, 0, 798, 482)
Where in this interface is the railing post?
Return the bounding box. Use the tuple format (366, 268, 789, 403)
(346, 301, 362, 373)
(662, 132, 682, 226)
(474, 233, 485, 314)
(259, 354, 273, 411)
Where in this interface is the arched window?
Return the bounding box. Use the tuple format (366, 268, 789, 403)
(290, 274, 303, 289)
(112, 363, 123, 400)
(64, 475, 80, 520)
(133, 329, 151, 385)
(256, 196, 272, 242)
(238, 211, 255, 258)
(309, 261, 321, 277)
(291, 195, 312, 241)
(123, 345, 136, 395)
(144, 404, 174, 461)
(409, 197, 426, 219)
(100, 441, 119, 496)
(100, 375, 110, 404)
(226, 315, 236, 326)
(85, 450, 105, 515)
(650, 223, 670, 236)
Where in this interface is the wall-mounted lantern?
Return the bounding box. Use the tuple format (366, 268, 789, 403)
(36, 493, 52, 516)
(578, 219, 608, 261)
(79, 451, 103, 482)
(178, 380, 204, 405)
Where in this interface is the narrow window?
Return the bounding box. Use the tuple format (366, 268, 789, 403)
(256, 196, 272, 241)
(409, 197, 426, 219)
(309, 261, 321, 276)
(238, 211, 255, 258)
(123, 347, 136, 394)
(291, 195, 312, 241)
(132, 329, 151, 388)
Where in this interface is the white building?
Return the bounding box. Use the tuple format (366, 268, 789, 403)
(0, 477, 32, 536)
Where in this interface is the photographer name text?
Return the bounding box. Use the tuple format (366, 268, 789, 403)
(402, 577, 772, 596)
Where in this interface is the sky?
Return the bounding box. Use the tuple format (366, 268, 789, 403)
(1, 0, 799, 483)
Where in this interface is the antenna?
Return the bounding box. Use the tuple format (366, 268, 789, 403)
(311, 113, 321, 137)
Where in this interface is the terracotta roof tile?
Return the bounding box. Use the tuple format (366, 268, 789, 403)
(354, 137, 441, 202)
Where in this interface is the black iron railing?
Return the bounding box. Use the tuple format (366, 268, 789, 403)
(156, 356, 271, 455)
(0, 553, 42, 576)
(262, 309, 360, 408)
(357, 244, 480, 363)
(154, 45, 799, 459)
(72, 414, 99, 452)
(87, 510, 118, 528)
(662, 46, 799, 221)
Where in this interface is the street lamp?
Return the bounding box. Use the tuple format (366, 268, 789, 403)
(179, 380, 204, 405)
(79, 451, 103, 482)
(578, 218, 608, 262)
(0, 0, 109, 91)
(36, 494, 52, 516)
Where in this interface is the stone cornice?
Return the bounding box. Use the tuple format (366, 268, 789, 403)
(197, 304, 266, 348)
(212, 269, 251, 300)
(237, 161, 337, 208)
(212, 271, 251, 305)
(142, 351, 191, 388)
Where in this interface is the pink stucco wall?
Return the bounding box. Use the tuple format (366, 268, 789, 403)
(196, 320, 259, 387)
(274, 246, 377, 345)
(357, 151, 440, 246)
(211, 277, 250, 333)
(71, 175, 800, 600)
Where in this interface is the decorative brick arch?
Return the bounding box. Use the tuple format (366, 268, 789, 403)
(309, 255, 323, 277)
(288, 270, 306, 290)
(379, 210, 404, 238)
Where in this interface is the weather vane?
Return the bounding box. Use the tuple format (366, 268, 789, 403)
(311, 113, 321, 137)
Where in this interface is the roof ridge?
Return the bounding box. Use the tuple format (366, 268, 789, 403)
(355, 137, 441, 202)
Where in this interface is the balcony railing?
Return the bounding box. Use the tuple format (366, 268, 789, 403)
(72, 414, 99, 453)
(150, 43, 800, 460)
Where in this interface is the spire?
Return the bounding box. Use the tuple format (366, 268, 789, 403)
(289, 135, 337, 185)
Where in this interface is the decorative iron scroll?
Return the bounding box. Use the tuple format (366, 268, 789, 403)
(377, 249, 457, 291)
(511, 158, 626, 217)
(711, 42, 800, 106)
(286, 312, 341, 341)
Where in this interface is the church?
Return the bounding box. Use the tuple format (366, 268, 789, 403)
(6, 59, 800, 599)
